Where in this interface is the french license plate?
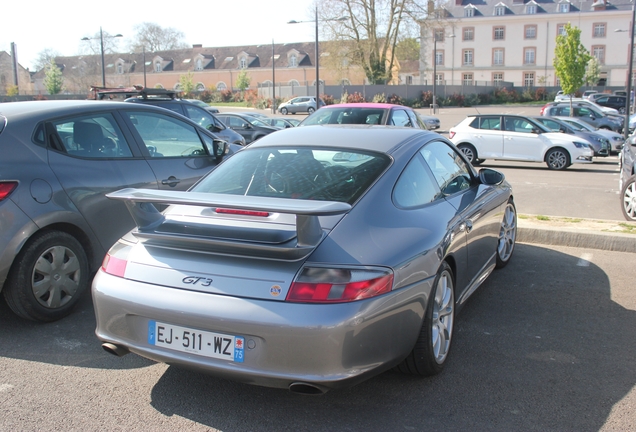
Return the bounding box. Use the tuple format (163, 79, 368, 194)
(148, 320, 244, 363)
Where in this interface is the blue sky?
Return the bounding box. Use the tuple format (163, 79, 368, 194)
(1, 0, 317, 70)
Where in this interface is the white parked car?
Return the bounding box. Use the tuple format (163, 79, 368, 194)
(449, 114, 594, 170)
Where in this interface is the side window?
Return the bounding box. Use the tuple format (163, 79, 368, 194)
(390, 110, 412, 127)
(406, 110, 424, 129)
(124, 111, 206, 158)
(153, 102, 183, 115)
(184, 105, 215, 130)
(421, 140, 473, 196)
(480, 116, 501, 130)
(393, 155, 440, 208)
(51, 113, 133, 158)
(504, 117, 535, 133)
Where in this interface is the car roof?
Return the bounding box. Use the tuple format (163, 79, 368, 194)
(0, 100, 165, 120)
(320, 103, 407, 110)
(247, 124, 431, 154)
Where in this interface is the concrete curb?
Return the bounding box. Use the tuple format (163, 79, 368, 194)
(517, 219, 636, 253)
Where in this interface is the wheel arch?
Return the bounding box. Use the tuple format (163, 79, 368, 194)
(543, 146, 571, 162)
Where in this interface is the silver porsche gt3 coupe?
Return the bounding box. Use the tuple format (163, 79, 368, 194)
(92, 125, 517, 394)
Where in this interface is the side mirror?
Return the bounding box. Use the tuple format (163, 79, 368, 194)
(206, 124, 221, 133)
(479, 168, 505, 186)
(205, 138, 228, 161)
(241, 122, 251, 129)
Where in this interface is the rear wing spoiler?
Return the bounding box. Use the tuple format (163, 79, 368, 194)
(106, 188, 351, 260)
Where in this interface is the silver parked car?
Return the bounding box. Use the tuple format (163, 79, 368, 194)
(620, 135, 636, 221)
(93, 125, 517, 393)
(277, 96, 324, 115)
(0, 100, 235, 322)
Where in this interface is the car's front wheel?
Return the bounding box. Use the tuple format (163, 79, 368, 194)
(496, 199, 517, 268)
(545, 148, 570, 170)
(397, 262, 454, 376)
(280, 107, 288, 115)
(3, 231, 89, 322)
(621, 175, 636, 221)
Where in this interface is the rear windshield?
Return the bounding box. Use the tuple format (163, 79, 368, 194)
(192, 146, 391, 204)
(302, 108, 388, 126)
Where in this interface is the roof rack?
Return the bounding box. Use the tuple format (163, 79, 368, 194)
(88, 85, 181, 100)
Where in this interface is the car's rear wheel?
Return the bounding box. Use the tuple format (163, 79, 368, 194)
(3, 231, 89, 322)
(545, 148, 570, 170)
(457, 143, 478, 164)
(280, 107, 288, 115)
(621, 175, 636, 221)
(398, 262, 454, 376)
(307, 107, 315, 114)
(496, 199, 517, 268)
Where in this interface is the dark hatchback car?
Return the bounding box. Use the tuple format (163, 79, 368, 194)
(593, 95, 628, 114)
(0, 100, 237, 322)
(215, 113, 280, 144)
(300, 103, 432, 129)
(125, 97, 245, 146)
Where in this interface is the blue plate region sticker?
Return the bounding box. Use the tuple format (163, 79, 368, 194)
(234, 337, 245, 363)
(148, 320, 156, 344)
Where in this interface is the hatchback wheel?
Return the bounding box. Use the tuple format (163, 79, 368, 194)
(307, 107, 315, 114)
(457, 143, 478, 164)
(545, 148, 570, 170)
(3, 231, 89, 322)
(280, 107, 288, 115)
(496, 199, 517, 268)
(621, 175, 636, 221)
(397, 262, 454, 376)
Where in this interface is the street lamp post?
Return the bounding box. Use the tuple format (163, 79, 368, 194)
(432, 32, 454, 114)
(81, 27, 123, 88)
(625, 2, 635, 139)
(288, 9, 346, 105)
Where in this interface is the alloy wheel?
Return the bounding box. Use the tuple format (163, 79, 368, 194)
(431, 269, 454, 364)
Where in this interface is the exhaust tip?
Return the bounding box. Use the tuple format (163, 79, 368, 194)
(288, 382, 326, 395)
(102, 342, 129, 357)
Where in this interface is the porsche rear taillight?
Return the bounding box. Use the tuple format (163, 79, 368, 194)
(101, 242, 132, 278)
(0, 182, 18, 201)
(287, 267, 394, 303)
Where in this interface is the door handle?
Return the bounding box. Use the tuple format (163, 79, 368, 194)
(465, 220, 473, 233)
(161, 176, 181, 187)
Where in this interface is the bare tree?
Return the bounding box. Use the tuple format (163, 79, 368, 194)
(34, 48, 61, 72)
(319, 0, 426, 84)
(128, 22, 189, 52)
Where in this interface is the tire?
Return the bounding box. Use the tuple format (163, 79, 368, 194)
(619, 107, 626, 114)
(621, 175, 636, 221)
(457, 143, 478, 165)
(496, 199, 517, 268)
(307, 107, 315, 114)
(398, 262, 455, 376)
(280, 107, 288, 115)
(545, 148, 570, 170)
(3, 231, 89, 322)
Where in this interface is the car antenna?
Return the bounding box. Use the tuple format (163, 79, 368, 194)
(474, 106, 481, 115)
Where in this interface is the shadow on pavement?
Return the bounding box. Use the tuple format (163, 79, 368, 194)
(148, 243, 635, 431)
(0, 287, 153, 370)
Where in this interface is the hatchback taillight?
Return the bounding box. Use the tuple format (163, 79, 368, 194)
(0, 182, 18, 201)
(448, 131, 455, 139)
(287, 267, 394, 303)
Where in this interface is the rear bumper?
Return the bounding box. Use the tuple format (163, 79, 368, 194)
(92, 271, 433, 390)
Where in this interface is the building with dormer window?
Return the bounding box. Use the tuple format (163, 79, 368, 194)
(420, 0, 634, 87)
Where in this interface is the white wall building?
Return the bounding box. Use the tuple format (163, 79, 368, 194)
(420, 0, 634, 88)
